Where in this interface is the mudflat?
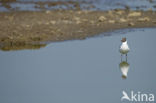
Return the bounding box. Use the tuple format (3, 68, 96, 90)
(0, 9, 156, 50)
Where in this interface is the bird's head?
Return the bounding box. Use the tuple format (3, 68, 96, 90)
(121, 37, 127, 42)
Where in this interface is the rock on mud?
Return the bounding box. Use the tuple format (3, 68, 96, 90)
(120, 18, 127, 22)
(138, 17, 150, 22)
(128, 12, 141, 17)
(128, 22, 135, 26)
(98, 16, 107, 22)
(108, 20, 115, 23)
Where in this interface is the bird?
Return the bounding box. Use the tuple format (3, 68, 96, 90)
(121, 91, 131, 101)
(120, 37, 130, 61)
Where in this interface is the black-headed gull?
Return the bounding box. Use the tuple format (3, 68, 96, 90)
(120, 37, 130, 55)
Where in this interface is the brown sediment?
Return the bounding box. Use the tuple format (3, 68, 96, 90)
(0, 9, 156, 51)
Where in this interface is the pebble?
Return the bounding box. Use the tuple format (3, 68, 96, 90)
(45, 22, 49, 25)
(26, 25, 30, 28)
(74, 17, 80, 21)
(120, 18, 127, 22)
(116, 10, 124, 15)
(46, 10, 51, 14)
(138, 17, 150, 22)
(108, 20, 115, 23)
(63, 20, 70, 24)
(128, 22, 135, 26)
(76, 21, 81, 24)
(50, 21, 56, 24)
(77, 11, 82, 14)
(90, 20, 94, 24)
(8, 36, 13, 40)
(38, 22, 42, 25)
(98, 16, 107, 22)
(108, 11, 114, 17)
(82, 19, 88, 22)
(128, 12, 141, 17)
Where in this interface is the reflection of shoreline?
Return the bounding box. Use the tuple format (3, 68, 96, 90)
(0, 42, 46, 51)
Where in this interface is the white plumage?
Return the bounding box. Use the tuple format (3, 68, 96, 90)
(120, 41, 130, 54)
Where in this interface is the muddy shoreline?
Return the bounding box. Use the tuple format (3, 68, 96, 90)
(0, 9, 156, 50)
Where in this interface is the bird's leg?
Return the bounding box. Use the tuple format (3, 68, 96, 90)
(126, 54, 127, 62)
(121, 54, 123, 62)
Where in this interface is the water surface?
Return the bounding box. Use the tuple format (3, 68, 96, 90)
(0, 28, 156, 103)
(0, 0, 156, 12)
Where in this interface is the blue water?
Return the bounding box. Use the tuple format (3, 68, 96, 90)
(0, 28, 156, 103)
(0, 0, 156, 12)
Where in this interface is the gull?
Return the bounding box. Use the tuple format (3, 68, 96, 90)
(120, 37, 130, 61)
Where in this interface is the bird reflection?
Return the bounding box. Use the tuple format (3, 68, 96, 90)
(119, 60, 130, 79)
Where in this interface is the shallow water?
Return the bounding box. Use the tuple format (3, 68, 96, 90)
(0, 28, 156, 103)
(0, 0, 156, 12)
